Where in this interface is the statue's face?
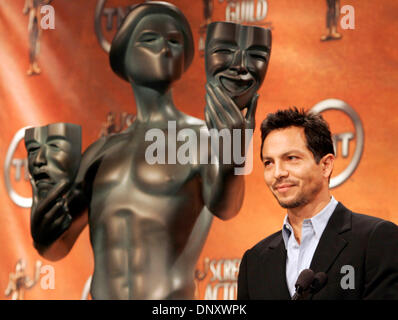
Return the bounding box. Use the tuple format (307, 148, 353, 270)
(25, 123, 81, 200)
(205, 22, 271, 109)
(125, 14, 185, 90)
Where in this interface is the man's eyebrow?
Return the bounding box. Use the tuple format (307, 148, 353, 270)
(262, 155, 272, 161)
(282, 149, 305, 155)
(262, 150, 305, 160)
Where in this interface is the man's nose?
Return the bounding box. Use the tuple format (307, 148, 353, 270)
(274, 162, 288, 179)
(230, 50, 248, 74)
(33, 146, 47, 167)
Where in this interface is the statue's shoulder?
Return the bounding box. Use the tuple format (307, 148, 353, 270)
(82, 136, 108, 163)
(178, 114, 206, 132)
(74, 136, 109, 185)
(73, 132, 133, 195)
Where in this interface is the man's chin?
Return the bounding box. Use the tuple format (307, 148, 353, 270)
(279, 201, 300, 209)
(276, 196, 308, 209)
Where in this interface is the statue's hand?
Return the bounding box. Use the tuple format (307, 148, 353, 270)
(205, 82, 244, 132)
(204, 82, 258, 166)
(245, 93, 259, 132)
(205, 82, 258, 130)
(31, 179, 72, 247)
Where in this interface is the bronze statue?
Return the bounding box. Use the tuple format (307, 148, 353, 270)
(23, 0, 53, 75)
(25, 2, 272, 299)
(4, 259, 42, 300)
(321, 0, 342, 41)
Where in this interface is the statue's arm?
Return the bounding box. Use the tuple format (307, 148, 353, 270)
(200, 84, 258, 220)
(31, 138, 107, 261)
(31, 178, 87, 261)
(201, 155, 245, 220)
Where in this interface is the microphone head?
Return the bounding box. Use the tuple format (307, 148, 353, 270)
(310, 272, 328, 294)
(295, 269, 315, 293)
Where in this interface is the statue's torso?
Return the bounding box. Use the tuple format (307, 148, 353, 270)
(84, 121, 212, 299)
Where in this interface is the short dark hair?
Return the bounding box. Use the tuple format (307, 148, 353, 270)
(109, 1, 194, 82)
(260, 107, 335, 163)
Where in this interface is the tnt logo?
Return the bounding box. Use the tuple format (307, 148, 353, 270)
(94, 0, 151, 52)
(310, 99, 364, 189)
(4, 127, 32, 208)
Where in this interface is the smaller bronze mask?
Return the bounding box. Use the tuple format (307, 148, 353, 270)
(24, 123, 81, 200)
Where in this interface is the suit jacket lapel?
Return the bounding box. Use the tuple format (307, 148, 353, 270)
(310, 202, 351, 274)
(256, 203, 352, 300)
(263, 234, 291, 299)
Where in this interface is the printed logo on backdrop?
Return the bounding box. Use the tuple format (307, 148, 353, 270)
(24, 0, 55, 76)
(4, 127, 32, 208)
(95, 0, 150, 53)
(310, 99, 364, 188)
(195, 257, 241, 300)
(99, 111, 136, 137)
(199, 0, 272, 55)
(4, 259, 55, 300)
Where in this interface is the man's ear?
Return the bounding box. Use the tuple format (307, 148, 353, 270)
(321, 153, 335, 179)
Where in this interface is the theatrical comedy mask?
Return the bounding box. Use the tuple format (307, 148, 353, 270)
(205, 21, 272, 110)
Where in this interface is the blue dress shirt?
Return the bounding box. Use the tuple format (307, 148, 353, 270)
(282, 196, 338, 297)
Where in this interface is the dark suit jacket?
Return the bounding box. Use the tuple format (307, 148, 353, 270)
(237, 203, 398, 299)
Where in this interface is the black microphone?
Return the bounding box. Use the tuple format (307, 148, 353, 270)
(291, 269, 315, 300)
(309, 272, 328, 295)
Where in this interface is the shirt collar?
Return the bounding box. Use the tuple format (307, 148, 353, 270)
(282, 196, 338, 247)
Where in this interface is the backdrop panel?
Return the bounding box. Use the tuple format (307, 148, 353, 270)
(1, 0, 397, 299)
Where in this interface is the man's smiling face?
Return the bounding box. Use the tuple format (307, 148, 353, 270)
(261, 126, 327, 209)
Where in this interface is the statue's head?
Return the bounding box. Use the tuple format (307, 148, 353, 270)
(24, 123, 81, 200)
(110, 2, 194, 92)
(205, 22, 272, 109)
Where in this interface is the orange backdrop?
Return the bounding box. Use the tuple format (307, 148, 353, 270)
(1, 0, 397, 299)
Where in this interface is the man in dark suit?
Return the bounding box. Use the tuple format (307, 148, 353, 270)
(237, 108, 398, 299)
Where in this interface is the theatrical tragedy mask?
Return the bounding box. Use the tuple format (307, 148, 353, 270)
(205, 21, 272, 110)
(24, 123, 81, 200)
